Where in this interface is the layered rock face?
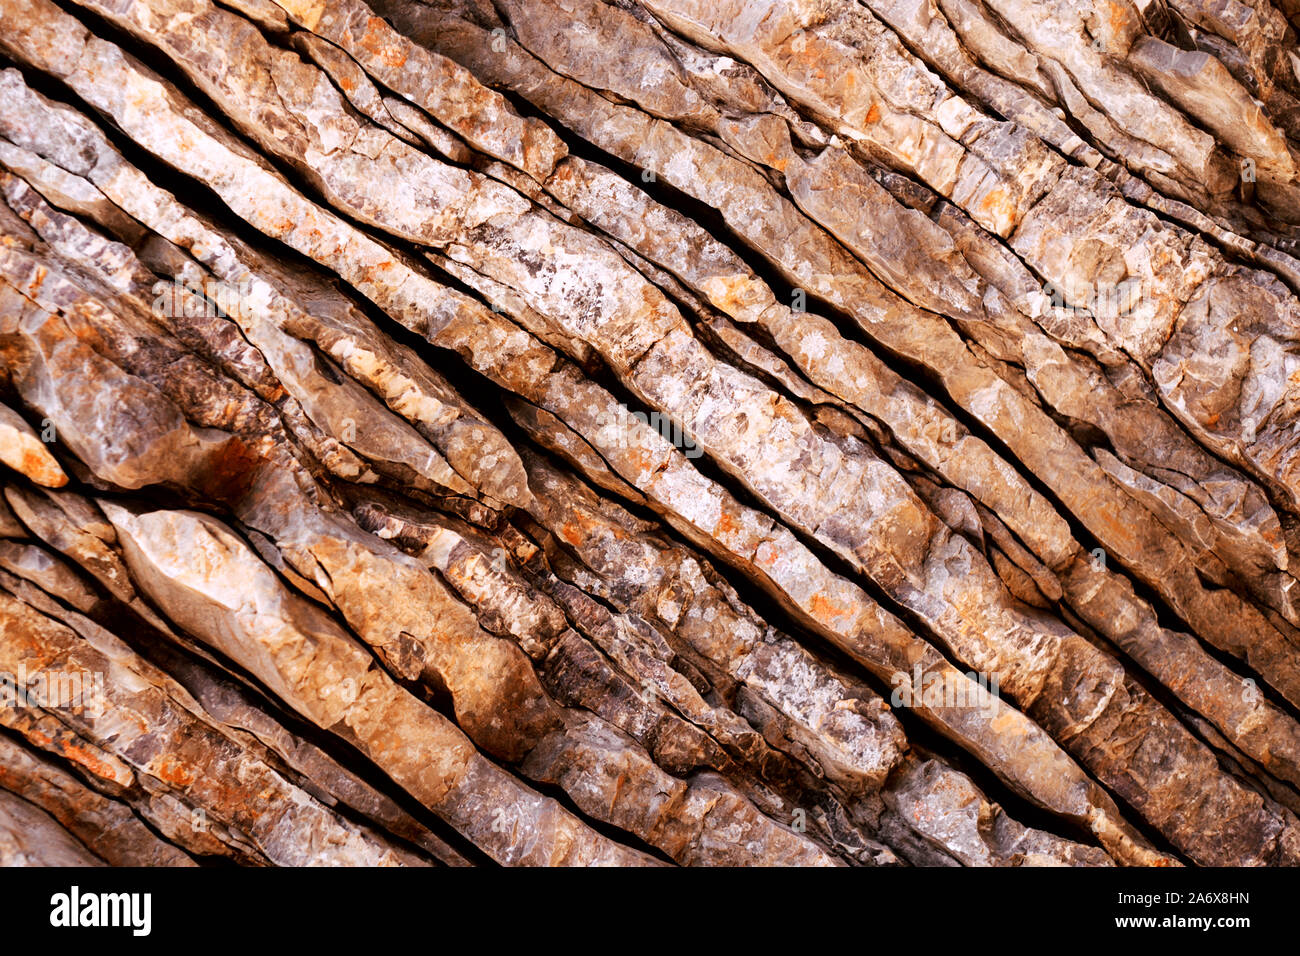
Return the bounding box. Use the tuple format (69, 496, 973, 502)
(0, 0, 1297, 867)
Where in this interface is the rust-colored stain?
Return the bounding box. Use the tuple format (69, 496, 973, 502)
(706, 274, 759, 315)
(361, 18, 408, 70)
(560, 521, 583, 548)
(4, 625, 54, 660)
(152, 752, 197, 788)
(609, 770, 628, 812)
(194, 435, 262, 505)
(626, 441, 659, 476)
(549, 161, 576, 187)
(18, 445, 65, 486)
(26, 264, 46, 299)
(58, 740, 125, 784)
(978, 187, 1016, 230)
(808, 591, 851, 623)
(1104, 1, 1129, 41)
(864, 102, 881, 125)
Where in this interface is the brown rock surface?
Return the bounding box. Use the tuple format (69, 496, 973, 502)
(0, 0, 1297, 866)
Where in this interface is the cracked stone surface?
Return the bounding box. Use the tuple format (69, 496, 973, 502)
(0, 0, 1297, 866)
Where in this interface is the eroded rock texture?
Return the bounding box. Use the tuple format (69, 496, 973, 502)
(0, 0, 1297, 867)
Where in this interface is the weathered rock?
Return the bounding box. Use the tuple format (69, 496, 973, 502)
(0, 0, 1296, 868)
(0, 734, 196, 866)
(0, 401, 65, 487)
(0, 581, 425, 865)
(0, 788, 105, 866)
